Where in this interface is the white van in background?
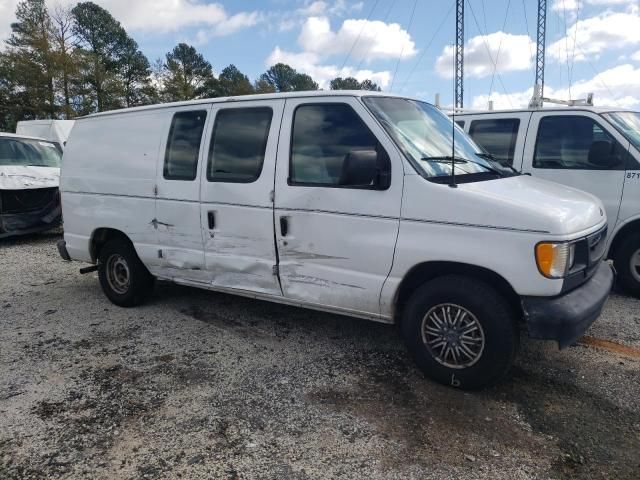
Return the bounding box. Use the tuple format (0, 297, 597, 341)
(58, 91, 613, 389)
(453, 107, 640, 296)
(0, 132, 62, 237)
(16, 120, 75, 147)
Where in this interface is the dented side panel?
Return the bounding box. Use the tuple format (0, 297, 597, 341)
(199, 99, 285, 296)
(273, 96, 405, 317)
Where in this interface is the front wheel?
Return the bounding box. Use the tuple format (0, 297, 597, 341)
(613, 233, 640, 297)
(401, 275, 519, 390)
(98, 238, 155, 307)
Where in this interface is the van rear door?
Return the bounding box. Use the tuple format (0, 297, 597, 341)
(199, 99, 285, 295)
(522, 111, 627, 227)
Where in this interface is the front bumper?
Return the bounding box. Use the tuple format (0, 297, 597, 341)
(522, 261, 614, 348)
(0, 188, 61, 238)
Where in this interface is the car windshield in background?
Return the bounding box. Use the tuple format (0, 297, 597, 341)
(363, 97, 516, 182)
(603, 111, 640, 153)
(0, 137, 62, 168)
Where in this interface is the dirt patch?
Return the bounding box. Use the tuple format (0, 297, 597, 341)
(578, 336, 640, 359)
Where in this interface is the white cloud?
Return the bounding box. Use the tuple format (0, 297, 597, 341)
(0, 0, 260, 39)
(263, 12, 415, 91)
(298, 1, 328, 16)
(548, 10, 640, 62)
(298, 16, 417, 62)
(267, 46, 391, 89)
(472, 64, 640, 109)
(632, 50, 640, 61)
(435, 32, 535, 79)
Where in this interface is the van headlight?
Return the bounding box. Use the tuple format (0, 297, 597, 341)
(535, 242, 576, 279)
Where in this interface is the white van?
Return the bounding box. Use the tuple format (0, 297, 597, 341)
(16, 120, 75, 147)
(453, 107, 640, 296)
(0, 132, 62, 237)
(58, 91, 613, 389)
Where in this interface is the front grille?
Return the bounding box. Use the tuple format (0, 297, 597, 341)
(0, 188, 59, 214)
(587, 226, 607, 265)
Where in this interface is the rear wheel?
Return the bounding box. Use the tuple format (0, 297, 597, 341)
(98, 238, 154, 307)
(401, 275, 519, 390)
(613, 232, 640, 297)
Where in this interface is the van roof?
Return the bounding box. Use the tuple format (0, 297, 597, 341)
(451, 105, 637, 116)
(82, 90, 416, 119)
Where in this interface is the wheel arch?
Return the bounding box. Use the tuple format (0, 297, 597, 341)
(393, 261, 523, 324)
(608, 218, 640, 259)
(89, 228, 132, 263)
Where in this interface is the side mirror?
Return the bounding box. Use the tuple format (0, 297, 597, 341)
(339, 149, 391, 189)
(588, 140, 620, 168)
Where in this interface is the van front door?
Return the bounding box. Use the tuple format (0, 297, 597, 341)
(522, 112, 628, 226)
(155, 107, 210, 283)
(273, 97, 402, 318)
(200, 100, 284, 295)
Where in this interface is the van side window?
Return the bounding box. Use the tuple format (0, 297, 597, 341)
(207, 108, 273, 183)
(290, 103, 388, 188)
(455, 120, 465, 129)
(533, 116, 626, 170)
(163, 111, 207, 181)
(468, 118, 520, 165)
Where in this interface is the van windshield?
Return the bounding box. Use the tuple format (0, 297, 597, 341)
(602, 111, 640, 152)
(0, 137, 62, 168)
(363, 97, 517, 182)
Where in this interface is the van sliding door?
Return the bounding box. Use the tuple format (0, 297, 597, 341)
(199, 99, 285, 295)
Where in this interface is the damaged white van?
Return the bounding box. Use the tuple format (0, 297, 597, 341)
(0, 132, 62, 238)
(58, 92, 613, 389)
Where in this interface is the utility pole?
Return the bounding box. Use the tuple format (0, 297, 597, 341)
(529, 0, 547, 108)
(455, 0, 464, 110)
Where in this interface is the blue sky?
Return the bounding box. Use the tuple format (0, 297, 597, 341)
(2, 0, 640, 109)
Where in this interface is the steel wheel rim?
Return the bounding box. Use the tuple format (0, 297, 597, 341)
(631, 248, 640, 283)
(106, 254, 130, 295)
(421, 303, 485, 369)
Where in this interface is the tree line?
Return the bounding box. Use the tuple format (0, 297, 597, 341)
(0, 0, 381, 132)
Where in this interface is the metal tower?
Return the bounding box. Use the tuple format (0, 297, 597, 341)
(454, 0, 464, 109)
(530, 0, 547, 108)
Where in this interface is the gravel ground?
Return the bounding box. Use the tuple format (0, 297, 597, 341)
(1, 232, 639, 480)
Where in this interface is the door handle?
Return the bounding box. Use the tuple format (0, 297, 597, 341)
(280, 216, 289, 237)
(208, 211, 216, 230)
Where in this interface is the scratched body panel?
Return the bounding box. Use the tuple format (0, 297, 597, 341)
(273, 96, 404, 317)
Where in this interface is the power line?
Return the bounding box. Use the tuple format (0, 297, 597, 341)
(488, 0, 512, 101)
(390, 0, 419, 92)
(339, 0, 381, 73)
(398, 2, 454, 93)
(466, 0, 514, 107)
(355, 0, 397, 73)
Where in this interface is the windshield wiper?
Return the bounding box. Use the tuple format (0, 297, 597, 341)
(421, 156, 503, 176)
(475, 153, 520, 174)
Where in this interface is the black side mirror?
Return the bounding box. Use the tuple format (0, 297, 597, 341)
(339, 149, 391, 189)
(588, 140, 620, 168)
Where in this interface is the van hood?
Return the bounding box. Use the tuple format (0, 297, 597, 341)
(403, 174, 606, 238)
(0, 166, 60, 190)
(457, 175, 606, 236)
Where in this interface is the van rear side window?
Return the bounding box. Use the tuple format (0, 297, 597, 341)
(163, 111, 207, 181)
(468, 118, 520, 166)
(207, 108, 273, 183)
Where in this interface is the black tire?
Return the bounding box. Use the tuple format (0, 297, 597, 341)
(97, 238, 154, 307)
(401, 275, 519, 390)
(613, 232, 640, 297)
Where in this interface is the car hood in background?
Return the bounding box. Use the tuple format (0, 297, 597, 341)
(0, 166, 60, 190)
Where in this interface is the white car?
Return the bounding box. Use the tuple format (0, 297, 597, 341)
(0, 132, 62, 238)
(58, 91, 613, 389)
(453, 107, 640, 296)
